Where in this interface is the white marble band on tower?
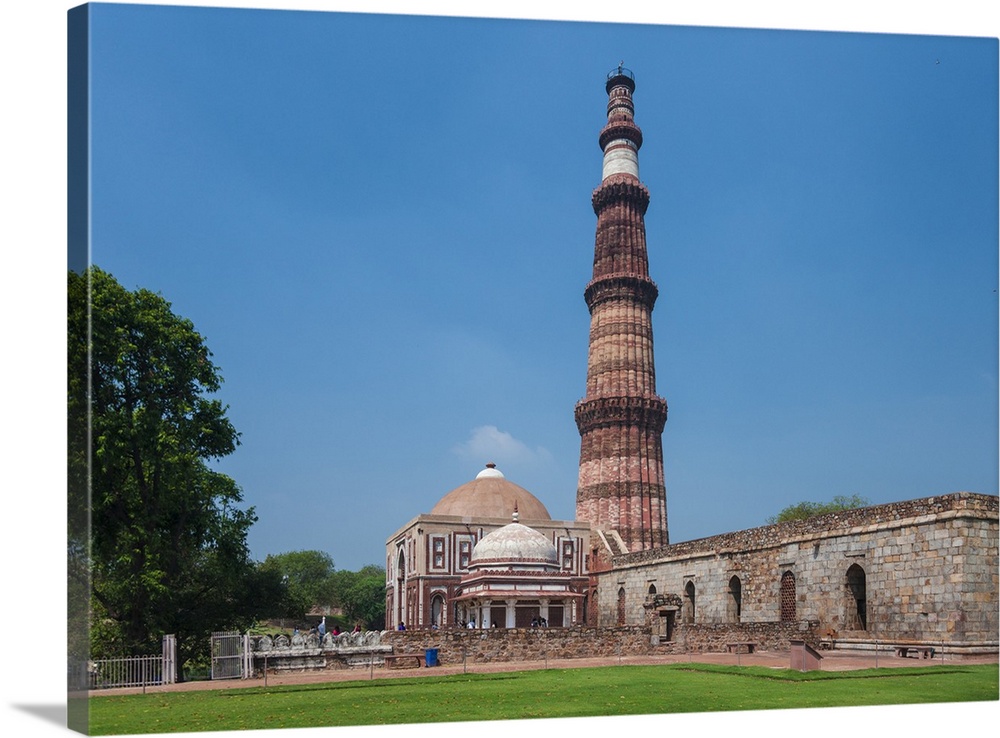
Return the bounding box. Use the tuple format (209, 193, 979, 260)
(602, 140, 639, 180)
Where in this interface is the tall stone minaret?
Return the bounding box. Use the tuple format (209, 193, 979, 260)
(575, 66, 668, 559)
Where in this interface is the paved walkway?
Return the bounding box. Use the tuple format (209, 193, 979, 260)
(92, 649, 998, 697)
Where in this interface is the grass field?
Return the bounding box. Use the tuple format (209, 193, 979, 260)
(87, 662, 999, 735)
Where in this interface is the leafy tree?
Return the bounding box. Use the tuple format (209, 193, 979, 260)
(333, 565, 387, 630)
(260, 550, 338, 619)
(766, 494, 871, 524)
(68, 266, 285, 673)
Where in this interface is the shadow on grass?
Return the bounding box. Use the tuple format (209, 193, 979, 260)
(216, 672, 524, 698)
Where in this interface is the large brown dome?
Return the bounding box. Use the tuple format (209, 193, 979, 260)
(429, 464, 552, 521)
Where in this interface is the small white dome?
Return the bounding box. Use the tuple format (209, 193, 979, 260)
(471, 519, 558, 568)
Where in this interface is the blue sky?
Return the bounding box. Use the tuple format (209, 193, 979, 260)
(75, 4, 998, 572)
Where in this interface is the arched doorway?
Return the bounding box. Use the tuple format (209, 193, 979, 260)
(780, 571, 796, 622)
(846, 564, 867, 630)
(395, 549, 406, 628)
(727, 576, 742, 623)
(683, 581, 696, 624)
(430, 593, 445, 628)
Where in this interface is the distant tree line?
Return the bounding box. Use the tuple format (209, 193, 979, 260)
(259, 550, 386, 631)
(766, 494, 870, 524)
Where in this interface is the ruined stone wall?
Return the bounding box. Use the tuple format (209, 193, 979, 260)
(597, 493, 998, 648)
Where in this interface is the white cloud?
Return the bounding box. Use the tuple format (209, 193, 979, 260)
(452, 425, 554, 469)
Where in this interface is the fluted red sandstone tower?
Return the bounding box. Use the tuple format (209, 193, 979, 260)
(575, 66, 668, 556)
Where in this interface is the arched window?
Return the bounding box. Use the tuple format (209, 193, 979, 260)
(648, 584, 657, 597)
(727, 576, 742, 623)
(617, 587, 626, 626)
(780, 571, 796, 622)
(683, 581, 696, 624)
(846, 564, 867, 630)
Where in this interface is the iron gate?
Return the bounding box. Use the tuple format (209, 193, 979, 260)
(210, 631, 247, 680)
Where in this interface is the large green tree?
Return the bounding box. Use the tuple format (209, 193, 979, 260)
(68, 266, 284, 671)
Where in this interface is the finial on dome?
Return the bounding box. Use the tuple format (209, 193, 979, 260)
(475, 463, 505, 479)
(512, 503, 519, 523)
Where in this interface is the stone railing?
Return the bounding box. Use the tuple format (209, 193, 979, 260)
(249, 630, 391, 673)
(251, 630, 386, 652)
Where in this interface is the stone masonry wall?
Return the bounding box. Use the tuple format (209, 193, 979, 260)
(598, 493, 998, 648)
(674, 622, 821, 653)
(384, 627, 656, 665)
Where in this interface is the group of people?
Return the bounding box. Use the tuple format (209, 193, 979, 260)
(293, 618, 365, 639)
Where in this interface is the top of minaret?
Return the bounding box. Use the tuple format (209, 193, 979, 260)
(606, 63, 635, 93)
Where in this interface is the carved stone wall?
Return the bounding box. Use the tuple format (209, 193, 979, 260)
(248, 630, 391, 672)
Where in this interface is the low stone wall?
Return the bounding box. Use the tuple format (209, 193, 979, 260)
(673, 621, 821, 653)
(247, 623, 822, 673)
(384, 626, 656, 665)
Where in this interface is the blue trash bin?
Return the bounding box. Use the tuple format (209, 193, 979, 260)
(424, 648, 438, 667)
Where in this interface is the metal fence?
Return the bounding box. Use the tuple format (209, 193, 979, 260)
(86, 635, 177, 690)
(89, 655, 165, 689)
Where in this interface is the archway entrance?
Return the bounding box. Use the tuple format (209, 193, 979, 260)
(430, 594, 445, 628)
(683, 581, 695, 624)
(395, 550, 406, 628)
(727, 576, 742, 623)
(846, 564, 867, 630)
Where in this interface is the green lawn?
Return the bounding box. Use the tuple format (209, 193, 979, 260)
(88, 663, 998, 735)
